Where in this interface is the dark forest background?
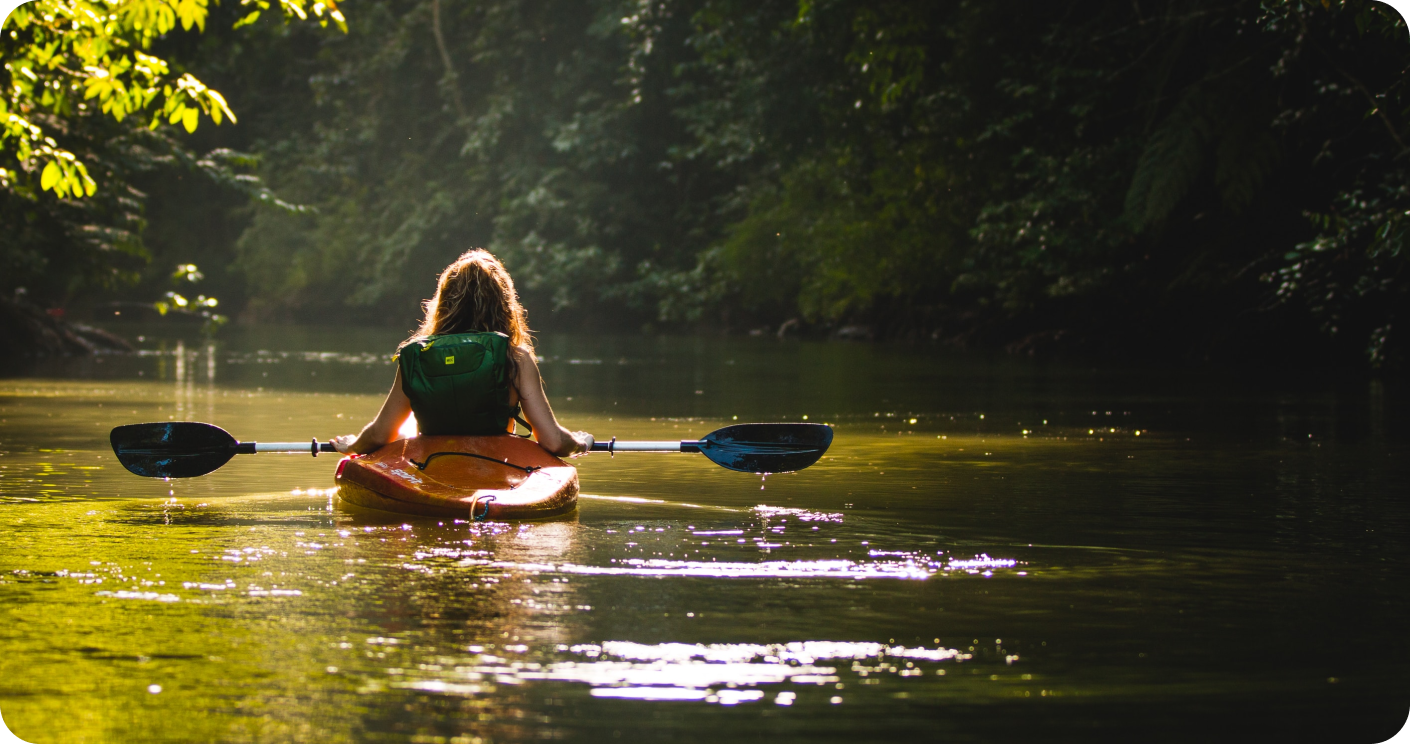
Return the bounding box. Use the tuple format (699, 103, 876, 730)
(4, 0, 1408, 367)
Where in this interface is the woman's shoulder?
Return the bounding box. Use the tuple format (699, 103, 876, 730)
(391, 337, 419, 362)
(508, 344, 538, 363)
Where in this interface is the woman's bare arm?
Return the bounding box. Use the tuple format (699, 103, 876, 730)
(331, 367, 413, 454)
(513, 346, 592, 457)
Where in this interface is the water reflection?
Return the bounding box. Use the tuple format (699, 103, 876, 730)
(1, 333, 1407, 742)
(462, 557, 942, 579)
(393, 639, 975, 706)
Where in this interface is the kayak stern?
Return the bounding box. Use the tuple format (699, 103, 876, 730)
(334, 435, 578, 521)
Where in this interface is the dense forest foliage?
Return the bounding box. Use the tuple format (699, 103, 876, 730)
(3, 0, 1407, 367)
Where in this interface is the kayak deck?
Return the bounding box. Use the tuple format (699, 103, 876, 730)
(334, 435, 578, 520)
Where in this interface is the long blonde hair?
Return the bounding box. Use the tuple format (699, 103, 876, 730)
(410, 249, 532, 349)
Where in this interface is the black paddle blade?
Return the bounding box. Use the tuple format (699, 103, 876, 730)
(110, 422, 239, 478)
(696, 423, 834, 473)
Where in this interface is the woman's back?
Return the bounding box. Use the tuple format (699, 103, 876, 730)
(397, 331, 519, 436)
(332, 249, 592, 458)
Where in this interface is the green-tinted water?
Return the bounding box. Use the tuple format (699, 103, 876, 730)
(2, 327, 1406, 742)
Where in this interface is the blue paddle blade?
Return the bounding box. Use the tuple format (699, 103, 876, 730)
(694, 423, 833, 473)
(110, 422, 239, 478)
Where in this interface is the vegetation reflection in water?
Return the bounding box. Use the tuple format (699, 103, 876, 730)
(1, 331, 1406, 742)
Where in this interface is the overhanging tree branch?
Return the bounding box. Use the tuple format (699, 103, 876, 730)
(431, 0, 469, 122)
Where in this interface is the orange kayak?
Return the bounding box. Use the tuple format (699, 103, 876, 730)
(334, 435, 578, 520)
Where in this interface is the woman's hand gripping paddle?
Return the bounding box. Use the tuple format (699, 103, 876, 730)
(110, 421, 834, 478)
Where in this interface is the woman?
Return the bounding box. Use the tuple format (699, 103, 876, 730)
(331, 250, 593, 458)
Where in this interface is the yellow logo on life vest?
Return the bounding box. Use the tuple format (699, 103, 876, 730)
(445, 355, 455, 365)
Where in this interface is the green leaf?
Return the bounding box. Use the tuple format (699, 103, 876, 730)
(232, 10, 260, 28)
(40, 160, 60, 190)
(182, 108, 199, 133)
(207, 89, 235, 124)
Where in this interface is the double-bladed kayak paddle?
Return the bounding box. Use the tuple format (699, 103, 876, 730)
(110, 421, 834, 479)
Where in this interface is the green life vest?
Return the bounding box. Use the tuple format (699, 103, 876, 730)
(397, 332, 520, 436)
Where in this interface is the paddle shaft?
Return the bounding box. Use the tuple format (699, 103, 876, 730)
(257, 440, 696, 454)
(198, 438, 702, 455)
(239, 439, 338, 455)
(591, 439, 703, 454)
(252, 440, 704, 454)
(253, 441, 692, 454)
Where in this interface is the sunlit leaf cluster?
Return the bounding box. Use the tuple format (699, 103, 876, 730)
(153, 263, 226, 334)
(0, 0, 344, 199)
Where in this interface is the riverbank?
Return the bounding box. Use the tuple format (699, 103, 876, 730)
(0, 294, 133, 358)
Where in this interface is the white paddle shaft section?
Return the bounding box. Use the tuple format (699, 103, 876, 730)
(243, 440, 341, 456)
(608, 441, 684, 452)
(255, 442, 318, 452)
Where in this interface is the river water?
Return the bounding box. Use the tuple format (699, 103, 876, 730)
(1, 326, 1406, 743)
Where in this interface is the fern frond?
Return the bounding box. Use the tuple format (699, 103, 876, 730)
(1214, 89, 1281, 212)
(1124, 88, 1213, 228)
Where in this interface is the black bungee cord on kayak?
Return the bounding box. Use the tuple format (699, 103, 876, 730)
(409, 450, 541, 474)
